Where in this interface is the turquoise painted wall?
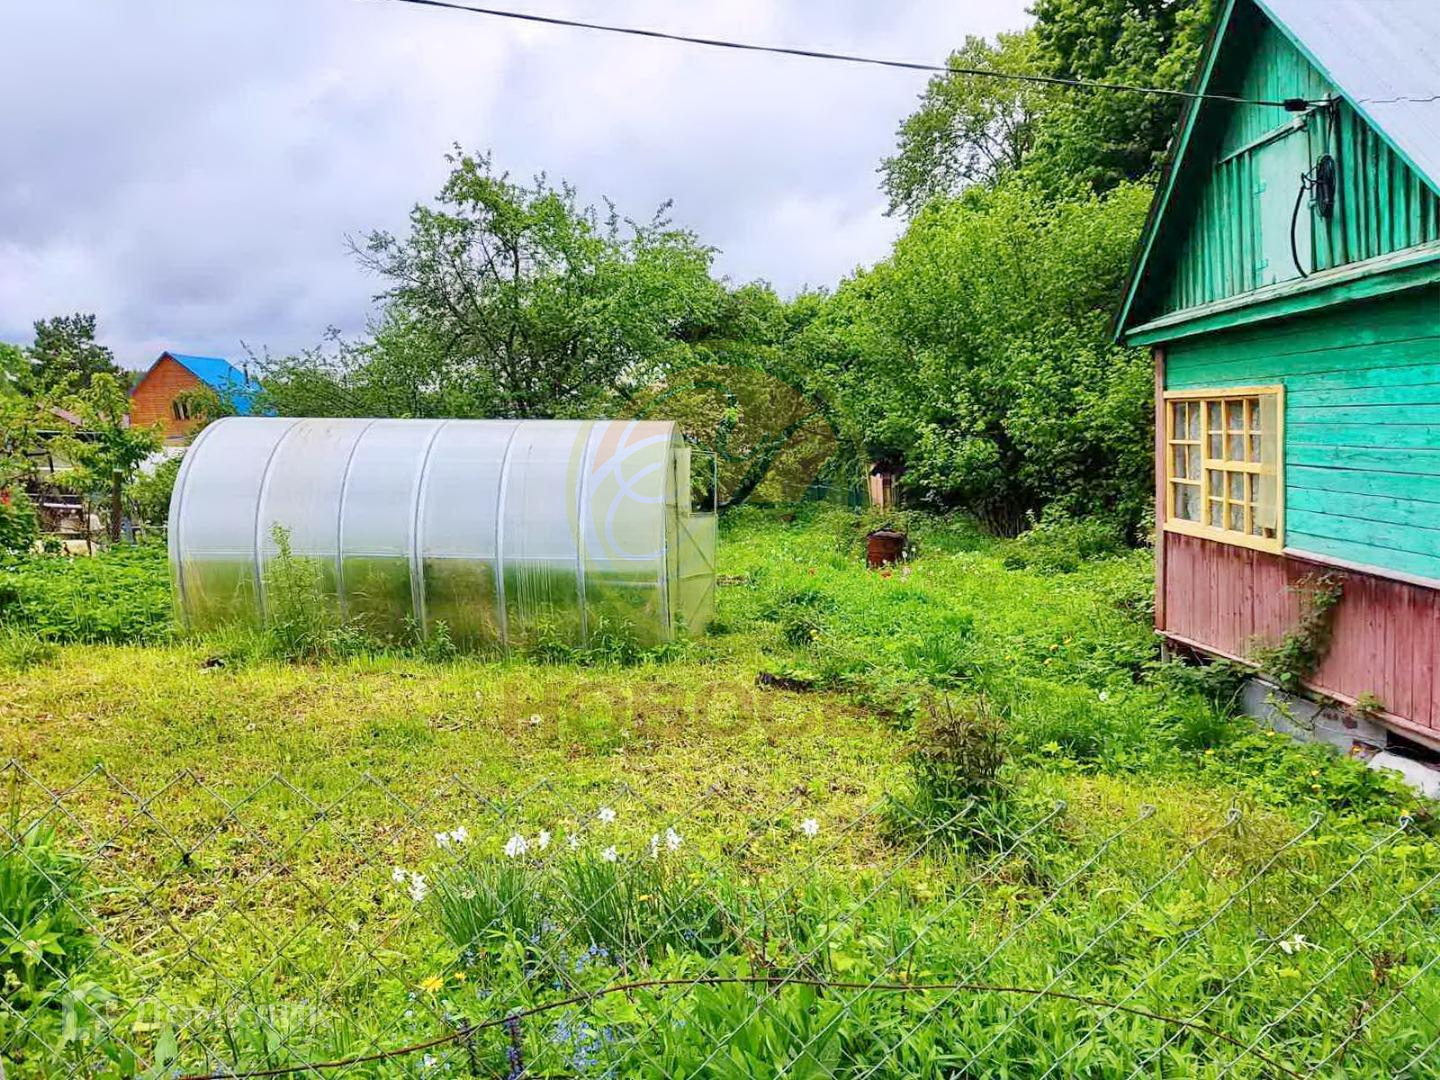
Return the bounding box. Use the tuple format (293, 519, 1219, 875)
(1146, 6, 1440, 320)
(1166, 286, 1440, 580)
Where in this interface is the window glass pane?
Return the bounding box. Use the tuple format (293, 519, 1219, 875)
(1227, 472, 1244, 500)
(1229, 503, 1244, 531)
(1172, 446, 1187, 479)
(1209, 431, 1222, 458)
(1248, 433, 1261, 461)
(1189, 403, 1202, 440)
(1226, 400, 1244, 431)
(1207, 401, 1222, 438)
(1208, 499, 1223, 527)
(1227, 433, 1244, 460)
(1172, 402, 1188, 437)
(1173, 483, 1197, 521)
(1187, 445, 1200, 478)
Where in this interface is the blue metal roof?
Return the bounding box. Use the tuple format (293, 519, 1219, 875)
(163, 352, 262, 415)
(1259, 0, 1440, 189)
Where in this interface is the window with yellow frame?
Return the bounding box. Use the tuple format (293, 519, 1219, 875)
(1163, 386, 1283, 553)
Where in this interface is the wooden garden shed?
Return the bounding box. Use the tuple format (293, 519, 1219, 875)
(1115, 0, 1440, 749)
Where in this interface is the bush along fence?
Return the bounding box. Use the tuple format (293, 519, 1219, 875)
(2, 760, 1438, 1079)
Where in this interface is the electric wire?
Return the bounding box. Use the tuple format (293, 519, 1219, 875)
(370, 0, 1334, 110)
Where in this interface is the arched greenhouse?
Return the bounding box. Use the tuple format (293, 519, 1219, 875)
(168, 417, 717, 650)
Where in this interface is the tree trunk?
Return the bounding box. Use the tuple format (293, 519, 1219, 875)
(110, 473, 123, 543)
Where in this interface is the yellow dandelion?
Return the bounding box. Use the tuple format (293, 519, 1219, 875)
(638, 894, 653, 902)
(453, 971, 467, 983)
(419, 975, 445, 993)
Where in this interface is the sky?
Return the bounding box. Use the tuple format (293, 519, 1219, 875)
(0, 0, 1030, 368)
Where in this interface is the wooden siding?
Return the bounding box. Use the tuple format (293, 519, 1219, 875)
(1155, 9, 1440, 317)
(1166, 287, 1440, 580)
(129, 355, 203, 442)
(1162, 530, 1440, 741)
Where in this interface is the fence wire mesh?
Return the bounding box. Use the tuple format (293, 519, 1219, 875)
(2, 759, 1438, 1079)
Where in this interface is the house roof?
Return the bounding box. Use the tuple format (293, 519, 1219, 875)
(1259, 0, 1440, 189)
(152, 352, 261, 415)
(1114, 0, 1440, 341)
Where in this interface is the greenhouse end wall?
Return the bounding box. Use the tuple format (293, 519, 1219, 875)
(168, 417, 716, 650)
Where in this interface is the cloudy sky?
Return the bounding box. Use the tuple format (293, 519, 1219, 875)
(0, 0, 1029, 367)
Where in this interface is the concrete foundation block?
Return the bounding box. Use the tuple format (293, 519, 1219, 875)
(1237, 677, 1440, 800)
(1368, 751, 1440, 800)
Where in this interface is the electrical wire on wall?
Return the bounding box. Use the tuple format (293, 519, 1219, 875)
(1289, 104, 1338, 282)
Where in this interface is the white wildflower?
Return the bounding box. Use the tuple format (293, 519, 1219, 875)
(1278, 934, 1315, 956)
(1098, 690, 1110, 702)
(528, 714, 543, 726)
(537, 829, 552, 850)
(408, 872, 429, 903)
(597, 807, 617, 824)
(450, 826, 469, 845)
(391, 866, 408, 884)
(800, 818, 820, 838)
(600, 846, 618, 863)
(434, 832, 451, 849)
(422, 1053, 437, 1070)
(648, 834, 660, 859)
(567, 833, 581, 851)
(504, 833, 529, 858)
(664, 827, 682, 852)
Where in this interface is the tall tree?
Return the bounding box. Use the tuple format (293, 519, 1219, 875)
(295, 150, 724, 421)
(880, 31, 1055, 217)
(0, 341, 31, 400)
(1026, 0, 1218, 192)
(796, 180, 1154, 534)
(28, 313, 121, 393)
(50, 373, 162, 542)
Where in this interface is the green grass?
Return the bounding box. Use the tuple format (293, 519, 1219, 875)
(1, 507, 1436, 1078)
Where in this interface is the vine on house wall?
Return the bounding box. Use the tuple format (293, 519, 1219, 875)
(1250, 573, 1344, 693)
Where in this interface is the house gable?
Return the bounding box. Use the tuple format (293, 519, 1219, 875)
(129, 355, 204, 440)
(1117, 0, 1440, 341)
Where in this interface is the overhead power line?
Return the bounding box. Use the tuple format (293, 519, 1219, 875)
(372, 0, 1324, 109)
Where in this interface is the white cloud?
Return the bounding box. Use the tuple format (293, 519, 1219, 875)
(0, 0, 1029, 367)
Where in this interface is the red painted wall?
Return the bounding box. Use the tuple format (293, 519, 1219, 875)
(130, 355, 203, 442)
(1160, 530, 1440, 745)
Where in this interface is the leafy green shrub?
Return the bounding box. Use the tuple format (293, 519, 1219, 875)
(0, 543, 172, 643)
(1150, 656, 1249, 718)
(0, 820, 124, 1079)
(0, 821, 95, 994)
(124, 455, 180, 526)
(1001, 515, 1126, 574)
(887, 696, 1019, 852)
(0, 488, 39, 556)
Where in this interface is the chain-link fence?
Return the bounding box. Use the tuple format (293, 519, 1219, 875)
(3, 759, 1438, 1078)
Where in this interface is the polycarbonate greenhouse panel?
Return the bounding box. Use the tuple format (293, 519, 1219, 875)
(169, 418, 716, 650)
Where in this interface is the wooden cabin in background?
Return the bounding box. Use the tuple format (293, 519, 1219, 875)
(1115, 0, 1440, 753)
(129, 351, 260, 444)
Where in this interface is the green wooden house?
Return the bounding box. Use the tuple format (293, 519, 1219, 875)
(1114, 0, 1440, 749)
